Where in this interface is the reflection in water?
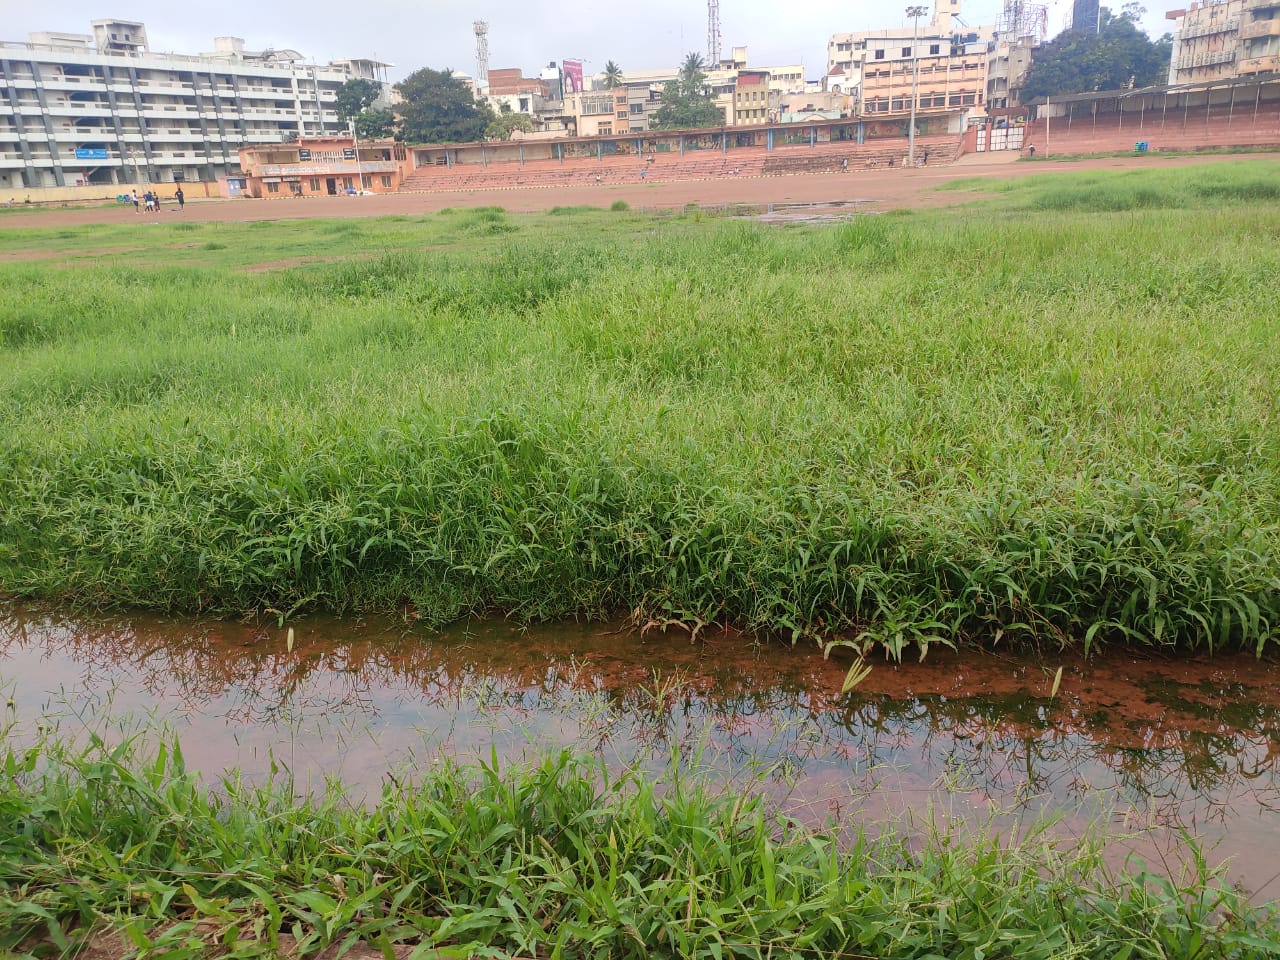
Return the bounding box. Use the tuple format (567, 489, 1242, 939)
(2, 603, 1279, 897)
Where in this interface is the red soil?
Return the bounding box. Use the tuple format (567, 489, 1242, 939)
(0, 152, 1265, 230)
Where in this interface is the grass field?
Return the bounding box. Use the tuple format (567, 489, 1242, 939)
(2, 161, 1279, 657)
(3, 733, 1276, 959)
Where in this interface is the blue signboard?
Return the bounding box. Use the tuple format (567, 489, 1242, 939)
(74, 147, 109, 160)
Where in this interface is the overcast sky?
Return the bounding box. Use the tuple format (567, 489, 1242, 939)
(10, 2, 1169, 83)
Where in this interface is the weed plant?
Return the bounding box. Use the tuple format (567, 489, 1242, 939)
(1, 733, 1275, 959)
(1, 162, 1279, 656)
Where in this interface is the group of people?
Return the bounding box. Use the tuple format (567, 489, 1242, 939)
(130, 186, 184, 213)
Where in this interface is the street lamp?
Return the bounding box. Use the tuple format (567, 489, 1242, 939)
(906, 5, 928, 167)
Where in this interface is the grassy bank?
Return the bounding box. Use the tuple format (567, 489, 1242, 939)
(2, 162, 1280, 656)
(2, 734, 1276, 959)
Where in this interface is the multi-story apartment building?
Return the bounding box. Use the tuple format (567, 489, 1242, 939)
(1166, 0, 1280, 82)
(733, 70, 771, 125)
(0, 18, 388, 190)
(1239, 0, 1280, 74)
(568, 89, 631, 137)
(828, 0, 993, 118)
(588, 48, 807, 132)
(1167, 0, 1245, 82)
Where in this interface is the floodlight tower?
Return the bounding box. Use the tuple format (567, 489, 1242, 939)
(707, 0, 722, 67)
(474, 20, 490, 86)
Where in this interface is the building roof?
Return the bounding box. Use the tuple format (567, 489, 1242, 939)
(1023, 72, 1280, 106)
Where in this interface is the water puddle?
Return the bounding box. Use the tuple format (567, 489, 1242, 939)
(3, 604, 1279, 899)
(753, 200, 877, 224)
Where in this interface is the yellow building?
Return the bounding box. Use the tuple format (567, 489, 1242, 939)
(828, 0, 993, 118)
(733, 70, 771, 125)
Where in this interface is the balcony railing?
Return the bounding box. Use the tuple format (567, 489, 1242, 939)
(1239, 18, 1280, 39)
(1239, 53, 1280, 70)
(1179, 17, 1240, 39)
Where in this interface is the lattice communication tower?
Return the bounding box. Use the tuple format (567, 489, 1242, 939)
(995, 0, 1048, 40)
(707, 0, 722, 67)
(474, 20, 490, 85)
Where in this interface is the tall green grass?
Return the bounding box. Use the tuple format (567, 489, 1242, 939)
(1, 163, 1279, 656)
(2, 734, 1275, 958)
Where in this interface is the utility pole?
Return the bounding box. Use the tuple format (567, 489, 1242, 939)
(906, 5, 927, 166)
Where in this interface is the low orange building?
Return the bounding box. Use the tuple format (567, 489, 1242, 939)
(235, 136, 410, 198)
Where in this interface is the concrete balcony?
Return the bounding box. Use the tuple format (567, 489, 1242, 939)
(40, 76, 109, 92)
(1239, 18, 1280, 39)
(1238, 53, 1280, 71)
(1243, 0, 1280, 11)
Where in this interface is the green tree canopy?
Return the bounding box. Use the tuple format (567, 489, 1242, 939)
(394, 68, 495, 144)
(334, 78, 383, 120)
(485, 111, 533, 140)
(354, 108, 396, 140)
(651, 52, 724, 130)
(1020, 7, 1172, 102)
(603, 60, 624, 89)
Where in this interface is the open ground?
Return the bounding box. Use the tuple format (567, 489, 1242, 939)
(0, 152, 1263, 229)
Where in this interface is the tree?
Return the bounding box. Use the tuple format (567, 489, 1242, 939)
(1019, 7, 1172, 101)
(485, 112, 533, 140)
(650, 52, 724, 130)
(355, 108, 396, 140)
(394, 68, 495, 144)
(603, 60, 624, 89)
(335, 78, 382, 121)
(679, 52, 708, 87)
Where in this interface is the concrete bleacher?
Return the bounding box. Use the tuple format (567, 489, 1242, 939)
(762, 134, 961, 175)
(397, 132, 965, 194)
(1023, 102, 1280, 156)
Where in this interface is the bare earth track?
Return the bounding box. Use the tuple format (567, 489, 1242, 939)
(0, 153, 1261, 229)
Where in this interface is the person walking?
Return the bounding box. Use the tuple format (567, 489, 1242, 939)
(840, 157, 848, 173)
(175, 185, 185, 210)
(131, 189, 140, 213)
(1027, 142, 1036, 158)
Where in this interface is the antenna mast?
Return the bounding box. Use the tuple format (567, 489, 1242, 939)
(473, 20, 490, 86)
(707, 0, 721, 66)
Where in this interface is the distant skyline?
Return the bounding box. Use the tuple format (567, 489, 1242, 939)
(8, 2, 1168, 83)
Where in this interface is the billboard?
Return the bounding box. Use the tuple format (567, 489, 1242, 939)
(74, 147, 109, 160)
(562, 59, 584, 95)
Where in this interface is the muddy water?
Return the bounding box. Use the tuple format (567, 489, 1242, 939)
(3, 603, 1279, 899)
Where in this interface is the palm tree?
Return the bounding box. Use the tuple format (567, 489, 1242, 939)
(602, 60, 624, 89)
(679, 52, 707, 89)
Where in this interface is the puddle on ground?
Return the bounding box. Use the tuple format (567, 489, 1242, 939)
(751, 200, 877, 224)
(2, 604, 1279, 899)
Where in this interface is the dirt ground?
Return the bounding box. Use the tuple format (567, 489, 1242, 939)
(0, 152, 1258, 230)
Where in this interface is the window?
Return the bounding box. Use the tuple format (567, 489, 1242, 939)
(902, 47, 911, 57)
(380, 174, 391, 188)
(930, 44, 940, 54)
(266, 181, 279, 193)
(874, 49, 885, 59)
(309, 178, 320, 190)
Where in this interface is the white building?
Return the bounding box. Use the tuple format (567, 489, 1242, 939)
(0, 18, 390, 190)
